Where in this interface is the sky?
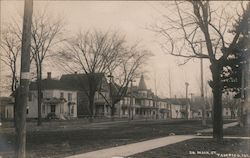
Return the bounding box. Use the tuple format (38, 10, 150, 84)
(1, 1, 239, 98)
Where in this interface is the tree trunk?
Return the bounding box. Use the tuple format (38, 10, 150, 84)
(37, 64, 42, 126)
(210, 63, 223, 142)
(88, 91, 95, 122)
(111, 103, 115, 121)
(14, 95, 18, 132)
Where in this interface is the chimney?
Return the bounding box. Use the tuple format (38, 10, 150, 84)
(47, 72, 51, 79)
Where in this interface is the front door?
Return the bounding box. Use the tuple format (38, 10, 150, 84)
(51, 105, 56, 113)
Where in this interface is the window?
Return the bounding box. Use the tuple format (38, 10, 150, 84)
(68, 93, 72, 102)
(51, 105, 56, 113)
(28, 92, 32, 101)
(26, 109, 29, 114)
(60, 92, 64, 98)
(42, 104, 45, 113)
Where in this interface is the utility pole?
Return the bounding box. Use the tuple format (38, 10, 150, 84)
(0, 0, 2, 98)
(168, 69, 172, 98)
(154, 72, 158, 120)
(185, 82, 189, 120)
(16, 0, 33, 157)
(129, 80, 136, 121)
(200, 41, 206, 126)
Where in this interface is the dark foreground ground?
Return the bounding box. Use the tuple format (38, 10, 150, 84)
(132, 138, 250, 158)
(0, 119, 236, 158)
(0, 119, 218, 158)
(133, 125, 250, 158)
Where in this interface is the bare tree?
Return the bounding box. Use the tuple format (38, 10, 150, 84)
(153, 1, 248, 141)
(0, 28, 20, 129)
(59, 30, 126, 120)
(3, 9, 64, 126)
(100, 44, 151, 120)
(30, 11, 64, 126)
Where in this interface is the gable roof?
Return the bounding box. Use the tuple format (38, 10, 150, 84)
(162, 98, 190, 106)
(29, 79, 75, 91)
(60, 73, 105, 91)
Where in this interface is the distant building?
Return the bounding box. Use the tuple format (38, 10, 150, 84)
(156, 98, 170, 119)
(117, 75, 192, 120)
(163, 98, 191, 119)
(0, 97, 14, 119)
(117, 75, 158, 119)
(28, 72, 77, 119)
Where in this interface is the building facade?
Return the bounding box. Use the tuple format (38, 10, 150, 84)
(27, 72, 78, 119)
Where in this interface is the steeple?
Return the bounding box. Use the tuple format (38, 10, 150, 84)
(138, 74, 147, 90)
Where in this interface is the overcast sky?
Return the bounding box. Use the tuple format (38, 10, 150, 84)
(2, 1, 240, 98)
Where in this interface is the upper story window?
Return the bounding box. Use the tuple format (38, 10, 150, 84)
(60, 92, 64, 99)
(68, 93, 72, 102)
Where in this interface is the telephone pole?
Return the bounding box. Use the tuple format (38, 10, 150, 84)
(168, 69, 172, 98)
(16, 0, 33, 157)
(185, 82, 189, 119)
(129, 79, 136, 121)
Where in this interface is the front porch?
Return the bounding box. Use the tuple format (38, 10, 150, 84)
(43, 98, 76, 119)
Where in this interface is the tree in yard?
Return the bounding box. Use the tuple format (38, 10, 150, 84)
(153, 1, 249, 141)
(221, 12, 250, 124)
(30, 11, 64, 126)
(0, 28, 20, 129)
(59, 30, 151, 120)
(100, 44, 151, 120)
(3, 9, 65, 126)
(59, 30, 126, 119)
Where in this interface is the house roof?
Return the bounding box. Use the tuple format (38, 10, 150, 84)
(60, 73, 105, 91)
(29, 79, 75, 91)
(162, 98, 190, 106)
(138, 74, 147, 90)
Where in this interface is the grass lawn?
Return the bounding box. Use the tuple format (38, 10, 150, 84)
(0, 119, 223, 158)
(132, 124, 250, 158)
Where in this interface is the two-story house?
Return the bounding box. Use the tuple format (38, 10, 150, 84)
(27, 72, 77, 119)
(60, 72, 110, 117)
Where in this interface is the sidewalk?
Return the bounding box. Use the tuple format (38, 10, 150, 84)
(66, 122, 240, 158)
(66, 135, 196, 158)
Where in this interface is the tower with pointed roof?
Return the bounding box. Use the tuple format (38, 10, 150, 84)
(138, 74, 147, 90)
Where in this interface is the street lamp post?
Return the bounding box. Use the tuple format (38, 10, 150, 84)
(185, 82, 189, 120)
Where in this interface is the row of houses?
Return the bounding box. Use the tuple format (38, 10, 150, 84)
(0, 72, 236, 120)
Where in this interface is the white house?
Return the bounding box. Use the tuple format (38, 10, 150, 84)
(164, 98, 191, 119)
(27, 72, 77, 119)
